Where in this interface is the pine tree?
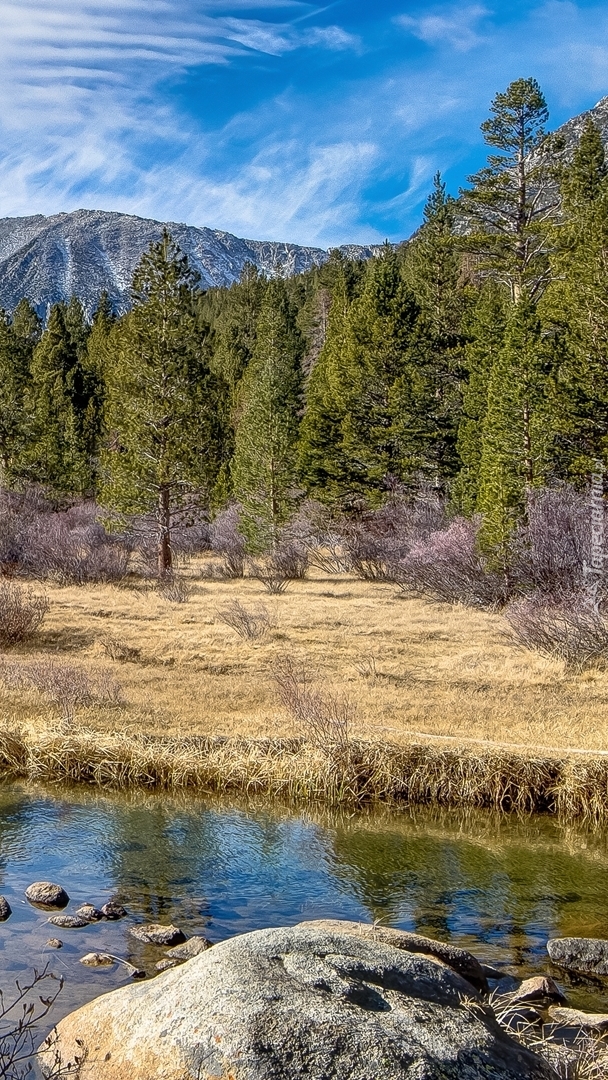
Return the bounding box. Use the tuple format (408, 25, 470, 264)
(476, 293, 553, 556)
(0, 300, 41, 481)
(460, 78, 556, 300)
(453, 283, 508, 513)
(297, 267, 353, 503)
(101, 232, 226, 575)
(232, 279, 304, 550)
(541, 120, 608, 481)
(26, 303, 98, 494)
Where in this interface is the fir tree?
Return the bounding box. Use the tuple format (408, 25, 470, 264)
(453, 283, 508, 513)
(461, 78, 556, 300)
(476, 293, 553, 556)
(232, 279, 304, 550)
(0, 300, 41, 481)
(101, 232, 226, 575)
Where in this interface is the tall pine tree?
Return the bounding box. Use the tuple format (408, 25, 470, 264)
(232, 279, 304, 550)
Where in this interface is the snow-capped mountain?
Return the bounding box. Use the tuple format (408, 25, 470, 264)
(0, 209, 384, 317)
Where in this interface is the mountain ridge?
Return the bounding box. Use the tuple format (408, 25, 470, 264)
(0, 209, 385, 318)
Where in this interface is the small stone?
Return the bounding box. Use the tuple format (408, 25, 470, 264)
(0, 896, 12, 921)
(511, 975, 565, 1005)
(165, 936, 211, 961)
(25, 882, 69, 909)
(80, 953, 115, 967)
(45, 938, 63, 949)
(129, 923, 186, 946)
(100, 902, 127, 920)
(155, 958, 180, 972)
(75, 904, 104, 923)
(48, 914, 89, 929)
(549, 1005, 608, 1031)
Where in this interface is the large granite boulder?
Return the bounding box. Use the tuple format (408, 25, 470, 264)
(39, 924, 556, 1080)
(547, 937, 608, 977)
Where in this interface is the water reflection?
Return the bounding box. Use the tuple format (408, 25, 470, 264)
(1, 782, 608, 1024)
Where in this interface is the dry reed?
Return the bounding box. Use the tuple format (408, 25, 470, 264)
(2, 727, 608, 820)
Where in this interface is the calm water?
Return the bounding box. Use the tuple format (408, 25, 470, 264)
(2, 779, 608, 1036)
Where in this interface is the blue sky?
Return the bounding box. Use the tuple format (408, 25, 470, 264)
(1, 1, 608, 247)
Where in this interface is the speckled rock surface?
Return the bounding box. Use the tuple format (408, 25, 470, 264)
(548, 937, 608, 977)
(39, 924, 556, 1080)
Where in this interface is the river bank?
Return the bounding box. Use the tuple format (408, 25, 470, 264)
(2, 726, 608, 818)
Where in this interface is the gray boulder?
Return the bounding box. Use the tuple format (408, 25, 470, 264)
(0, 895, 11, 920)
(25, 881, 69, 908)
(297, 918, 488, 991)
(165, 936, 211, 961)
(547, 937, 608, 976)
(48, 914, 89, 929)
(129, 923, 185, 946)
(39, 924, 556, 1080)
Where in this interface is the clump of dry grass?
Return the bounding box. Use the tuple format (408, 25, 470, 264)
(216, 600, 272, 641)
(156, 576, 191, 604)
(489, 989, 608, 1079)
(101, 638, 142, 663)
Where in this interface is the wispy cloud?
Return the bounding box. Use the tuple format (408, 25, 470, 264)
(396, 5, 490, 52)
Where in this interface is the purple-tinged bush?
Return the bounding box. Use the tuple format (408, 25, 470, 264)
(505, 597, 608, 670)
(209, 505, 247, 578)
(395, 517, 509, 608)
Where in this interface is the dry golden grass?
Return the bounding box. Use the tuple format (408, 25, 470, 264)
(1, 559, 608, 812)
(0, 560, 607, 751)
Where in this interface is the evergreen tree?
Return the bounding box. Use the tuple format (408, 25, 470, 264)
(541, 120, 608, 481)
(297, 268, 353, 502)
(232, 279, 304, 550)
(476, 293, 553, 556)
(453, 283, 508, 513)
(0, 300, 41, 481)
(461, 78, 556, 300)
(101, 232, 226, 575)
(26, 302, 98, 494)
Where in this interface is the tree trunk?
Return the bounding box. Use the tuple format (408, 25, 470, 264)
(158, 485, 172, 577)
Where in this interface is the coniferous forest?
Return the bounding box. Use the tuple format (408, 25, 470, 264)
(2, 78, 608, 578)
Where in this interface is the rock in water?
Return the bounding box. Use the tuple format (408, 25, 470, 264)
(38, 924, 556, 1080)
(75, 904, 104, 923)
(0, 895, 11, 920)
(165, 936, 211, 961)
(80, 953, 115, 968)
(45, 939, 63, 949)
(100, 902, 127, 920)
(510, 976, 565, 1005)
(129, 923, 185, 946)
(548, 1005, 608, 1031)
(25, 881, 69, 908)
(547, 937, 608, 976)
(48, 914, 89, 929)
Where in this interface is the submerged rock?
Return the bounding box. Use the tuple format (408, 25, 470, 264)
(80, 953, 115, 968)
(155, 958, 180, 972)
(129, 923, 185, 946)
(76, 904, 104, 923)
(45, 938, 63, 949)
(547, 937, 608, 977)
(39, 923, 556, 1080)
(548, 1005, 608, 1031)
(25, 881, 69, 908)
(0, 895, 11, 921)
(48, 914, 89, 929)
(165, 936, 211, 960)
(297, 918, 488, 992)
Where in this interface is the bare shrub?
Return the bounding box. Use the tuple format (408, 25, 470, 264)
(285, 500, 350, 574)
(506, 598, 608, 670)
(510, 486, 592, 600)
(0, 966, 72, 1080)
(209, 505, 247, 579)
(216, 600, 271, 641)
(156, 576, 191, 603)
(18, 501, 129, 585)
(271, 655, 353, 752)
(250, 560, 290, 594)
(338, 495, 447, 581)
(395, 517, 509, 608)
(0, 582, 49, 645)
(270, 541, 309, 580)
(0, 658, 124, 726)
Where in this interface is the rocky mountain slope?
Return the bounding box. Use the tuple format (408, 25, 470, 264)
(0, 210, 383, 317)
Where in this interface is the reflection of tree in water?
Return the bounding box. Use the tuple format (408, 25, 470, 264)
(326, 809, 608, 959)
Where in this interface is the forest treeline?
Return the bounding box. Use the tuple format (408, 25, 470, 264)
(1, 78, 608, 571)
